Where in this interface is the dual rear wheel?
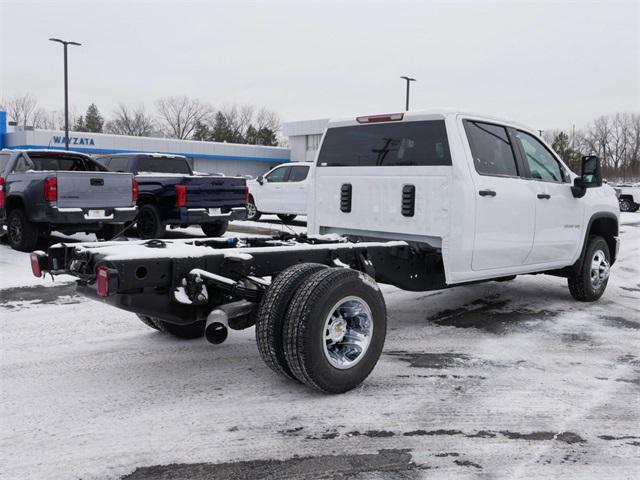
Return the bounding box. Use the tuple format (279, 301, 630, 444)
(255, 264, 387, 393)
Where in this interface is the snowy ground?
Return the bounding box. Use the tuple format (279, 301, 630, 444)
(1, 215, 638, 479)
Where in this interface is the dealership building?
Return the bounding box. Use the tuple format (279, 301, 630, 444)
(0, 111, 329, 177)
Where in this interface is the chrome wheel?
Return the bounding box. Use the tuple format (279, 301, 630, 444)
(246, 201, 257, 219)
(323, 296, 373, 369)
(590, 249, 610, 289)
(8, 215, 23, 244)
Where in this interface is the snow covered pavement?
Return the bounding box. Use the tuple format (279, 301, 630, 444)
(1, 215, 639, 479)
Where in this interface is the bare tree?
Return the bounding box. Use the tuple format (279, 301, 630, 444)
(255, 107, 280, 132)
(105, 105, 157, 137)
(3, 93, 46, 127)
(156, 96, 212, 139)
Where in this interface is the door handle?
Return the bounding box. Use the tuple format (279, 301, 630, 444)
(478, 189, 496, 197)
(537, 193, 551, 199)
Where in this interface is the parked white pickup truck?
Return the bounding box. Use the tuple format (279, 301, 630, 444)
(246, 162, 310, 222)
(614, 183, 640, 212)
(35, 109, 620, 394)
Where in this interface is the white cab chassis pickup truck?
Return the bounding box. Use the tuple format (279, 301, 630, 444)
(33, 110, 619, 393)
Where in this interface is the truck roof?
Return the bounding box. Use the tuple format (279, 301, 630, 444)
(327, 108, 536, 133)
(1, 148, 92, 158)
(105, 152, 187, 159)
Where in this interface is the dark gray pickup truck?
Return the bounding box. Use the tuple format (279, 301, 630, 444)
(0, 149, 138, 251)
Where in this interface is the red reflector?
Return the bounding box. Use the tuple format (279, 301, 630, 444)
(44, 177, 58, 202)
(132, 179, 139, 202)
(356, 113, 404, 124)
(175, 184, 187, 207)
(0, 176, 5, 208)
(244, 185, 249, 204)
(30, 252, 43, 277)
(96, 265, 110, 297)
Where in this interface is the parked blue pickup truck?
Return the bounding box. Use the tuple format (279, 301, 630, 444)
(0, 149, 138, 251)
(98, 153, 247, 238)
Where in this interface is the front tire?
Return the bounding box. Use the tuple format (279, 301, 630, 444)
(137, 204, 165, 239)
(7, 209, 39, 252)
(201, 221, 229, 237)
(568, 235, 611, 302)
(246, 196, 261, 221)
(277, 214, 297, 223)
(283, 268, 387, 393)
(255, 263, 328, 381)
(619, 198, 632, 212)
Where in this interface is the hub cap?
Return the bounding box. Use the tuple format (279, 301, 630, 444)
(590, 249, 610, 289)
(246, 201, 257, 220)
(323, 296, 373, 369)
(9, 215, 23, 244)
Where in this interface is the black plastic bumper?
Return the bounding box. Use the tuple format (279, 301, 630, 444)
(166, 206, 247, 225)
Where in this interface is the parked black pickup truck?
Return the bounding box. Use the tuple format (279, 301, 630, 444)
(98, 154, 247, 238)
(0, 149, 138, 251)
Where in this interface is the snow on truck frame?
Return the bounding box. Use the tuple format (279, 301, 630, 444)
(32, 109, 620, 394)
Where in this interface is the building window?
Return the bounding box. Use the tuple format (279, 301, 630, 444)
(306, 134, 322, 151)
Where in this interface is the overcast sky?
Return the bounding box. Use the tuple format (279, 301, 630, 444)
(1, 0, 638, 131)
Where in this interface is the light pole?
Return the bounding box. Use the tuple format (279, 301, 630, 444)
(49, 38, 81, 150)
(400, 76, 416, 111)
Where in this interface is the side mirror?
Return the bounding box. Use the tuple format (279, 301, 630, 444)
(257, 175, 264, 185)
(571, 155, 602, 198)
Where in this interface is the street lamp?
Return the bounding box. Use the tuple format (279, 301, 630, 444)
(400, 76, 416, 111)
(49, 38, 81, 150)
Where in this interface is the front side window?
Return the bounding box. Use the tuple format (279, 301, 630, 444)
(265, 166, 288, 182)
(515, 131, 563, 182)
(288, 166, 309, 182)
(464, 120, 518, 177)
(317, 120, 451, 167)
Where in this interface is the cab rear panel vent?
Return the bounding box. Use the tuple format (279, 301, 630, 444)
(341, 184, 352, 213)
(402, 185, 415, 217)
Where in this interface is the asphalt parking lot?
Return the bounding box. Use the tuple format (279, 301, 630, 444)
(1, 215, 639, 480)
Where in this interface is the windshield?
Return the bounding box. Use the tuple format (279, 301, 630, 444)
(317, 120, 451, 167)
(136, 156, 191, 174)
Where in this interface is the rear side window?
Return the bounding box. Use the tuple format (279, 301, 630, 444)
(317, 120, 451, 167)
(108, 157, 130, 172)
(515, 131, 564, 182)
(288, 166, 309, 182)
(136, 156, 190, 174)
(464, 121, 518, 177)
(0, 153, 9, 172)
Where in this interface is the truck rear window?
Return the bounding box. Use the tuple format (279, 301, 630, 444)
(317, 120, 451, 167)
(136, 156, 191, 174)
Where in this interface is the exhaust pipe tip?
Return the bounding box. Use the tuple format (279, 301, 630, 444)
(205, 310, 229, 344)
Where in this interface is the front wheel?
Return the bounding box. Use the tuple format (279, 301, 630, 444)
(619, 198, 632, 212)
(246, 196, 261, 221)
(283, 268, 387, 393)
(277, 214, 297, 223)
(201, 221, 228, 237)
(568, 235, 611, 302)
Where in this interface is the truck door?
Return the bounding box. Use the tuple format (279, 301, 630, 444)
(463, 120, 536, 271)
(258, 165, 289, 213)
(513, 130, 584, 264)
(278, 165, 309, 215)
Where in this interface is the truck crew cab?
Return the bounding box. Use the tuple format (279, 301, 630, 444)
(34, 110, 619, 394)
(98, 153, 247, 238)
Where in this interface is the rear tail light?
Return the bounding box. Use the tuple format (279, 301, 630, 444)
(175, 184, 187, 207)
(132, 179, 139, 202)
(356, 113, 404, 124)
(96, 265, 110, 297)
(244, 185, 249, 204)
(30, 251, 46, 277)
(0, 177, 5, 208)
(44, 177, 58, 202)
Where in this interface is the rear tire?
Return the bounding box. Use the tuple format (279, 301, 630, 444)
(619, 198, 632, 212)
(201, 221, 229, 237)
(568, 235, 611, 302)
(246, 196, 261, 221)
(277, 214, 297, 223)
(283, 268, 387, 393)
(137, 204, 165, 239)
(255, 263, 328, 381)
(7, 208, 39, 252)
(136, 314, 205, 339)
